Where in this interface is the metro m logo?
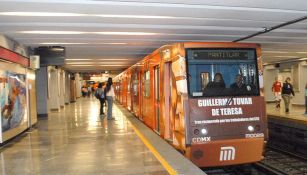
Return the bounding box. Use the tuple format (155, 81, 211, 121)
(219, 146, 236, 161)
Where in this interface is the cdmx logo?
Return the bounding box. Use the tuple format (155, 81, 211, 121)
(219, 146, 236, 161)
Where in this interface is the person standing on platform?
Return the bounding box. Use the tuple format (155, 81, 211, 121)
(105, 77, 115, 120)
(87, 85, 92, 97)
(96, 83, 106, 117)
(305, 83, 307, 115)
(81, 85, 87, 97)
(272, 77, 282, 108)
(282, 77, 295, 113)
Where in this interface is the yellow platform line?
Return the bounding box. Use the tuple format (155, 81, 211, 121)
(131, 124, 178, 175)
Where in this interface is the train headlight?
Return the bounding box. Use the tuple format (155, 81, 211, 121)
(248, 125, 254, 132)
(201, 128, 208, 135)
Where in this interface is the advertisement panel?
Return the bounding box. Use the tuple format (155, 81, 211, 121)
(0, 61, 28, 142)
(0, 70, 27, 131)
(188, 96, 266, 144)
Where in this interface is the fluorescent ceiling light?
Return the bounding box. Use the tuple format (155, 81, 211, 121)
(0, 12, 175, 19)
(69, 65, 126, 67)
(264, 51, 307, 54)
(18, 31, 158, 35)
(263, 51, 289, 53)
(39, 42, 126, 45)
(95, 14, 174, 19)
(66, 59, 94, 61)
(19, 31, 85, 34)
(97, 59, 131, 61)
(69, 65, 95, 67)
(0, 12, 84, 16)
(95, 32, 158, 35)
(40, 42, 86, 45)
(66, 62, 127, 64)
(66, 58, 131, 61)
(99, 65, 127, 67)
(273, 56, 298, 58)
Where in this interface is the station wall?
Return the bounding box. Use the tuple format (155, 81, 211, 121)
(0, 34, 28, 57)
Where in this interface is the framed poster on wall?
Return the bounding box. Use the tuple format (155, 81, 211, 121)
(0, 61, 28, 143)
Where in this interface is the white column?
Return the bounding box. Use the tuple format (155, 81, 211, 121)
(49, 66, 60, 111)
(65, 72, 71, 104)
(59, 69, 65, 107)
(75, 73, 82, 98)
(292, 62, 307, 105)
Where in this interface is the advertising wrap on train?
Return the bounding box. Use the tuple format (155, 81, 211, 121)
(188, 96, 266, 143)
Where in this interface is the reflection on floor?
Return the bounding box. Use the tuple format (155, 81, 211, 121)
(266, 103, 307, 122)
(0, 97, 169, 175)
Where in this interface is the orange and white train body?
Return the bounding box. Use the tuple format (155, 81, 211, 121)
(114, 42, 267, 167)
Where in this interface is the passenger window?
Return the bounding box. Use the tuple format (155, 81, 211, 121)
(133, 73, 138, 96)
(144, 71, 150, 97)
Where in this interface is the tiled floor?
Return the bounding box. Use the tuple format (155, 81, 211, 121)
(0, 97, 169, 175)
(266, 103, 307, 122)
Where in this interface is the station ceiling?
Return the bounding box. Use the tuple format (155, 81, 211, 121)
(1, 0, 307, 74)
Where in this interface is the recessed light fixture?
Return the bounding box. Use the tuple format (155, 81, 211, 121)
(0, 12, 84, 16)
(69, 65, 95, 67)
(94, 32, 158, 35)
(68, 65, 127, 67)
(99, 65, 127, 67)
(40, 42, 87, 45)
(97, 58, 132, 61)
(66, 62, 126, 64)
(95, 14, 174, 19)
(273, 56, 298, 58)
(38, 42, 127, 45)
(19, 31, 85, 34)
(18, 31, 158, 36)
(0, 12, 176, 19)
(65, 59, 93, 61)
(263, 51, 289, 53)
(65, 58, 131, 61)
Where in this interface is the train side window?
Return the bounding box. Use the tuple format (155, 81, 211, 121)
(133, 73, 138, 96)
(144, 70, 150, 97)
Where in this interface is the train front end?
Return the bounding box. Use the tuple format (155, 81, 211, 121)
(184, 45, 267, 167)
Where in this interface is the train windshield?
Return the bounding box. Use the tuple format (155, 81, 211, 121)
(186, 48, 259, 97)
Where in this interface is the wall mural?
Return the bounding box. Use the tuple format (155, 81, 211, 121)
(0, 71, 27, 132)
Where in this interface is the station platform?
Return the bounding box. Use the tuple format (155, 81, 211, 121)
(0, 97, 205, 175)
(266, 103, 307, 123)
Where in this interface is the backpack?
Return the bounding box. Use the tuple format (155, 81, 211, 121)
(100, 90, 105, 99)
(94, 91, 100, 99)
(95, 89, 105, 99)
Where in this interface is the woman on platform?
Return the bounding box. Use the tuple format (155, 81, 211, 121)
(105, 78, 115, 120)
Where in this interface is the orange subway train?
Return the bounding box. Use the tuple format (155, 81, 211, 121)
(114, 42, 267, 167)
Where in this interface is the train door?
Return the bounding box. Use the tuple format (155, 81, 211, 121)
(164, 62, 173, 141)
(154, 66, 160, 134)
(139, 70, 144, 121)
(127, 74, 132, 110)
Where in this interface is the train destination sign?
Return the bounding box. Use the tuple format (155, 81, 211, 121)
(191, 50, 251, 60)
